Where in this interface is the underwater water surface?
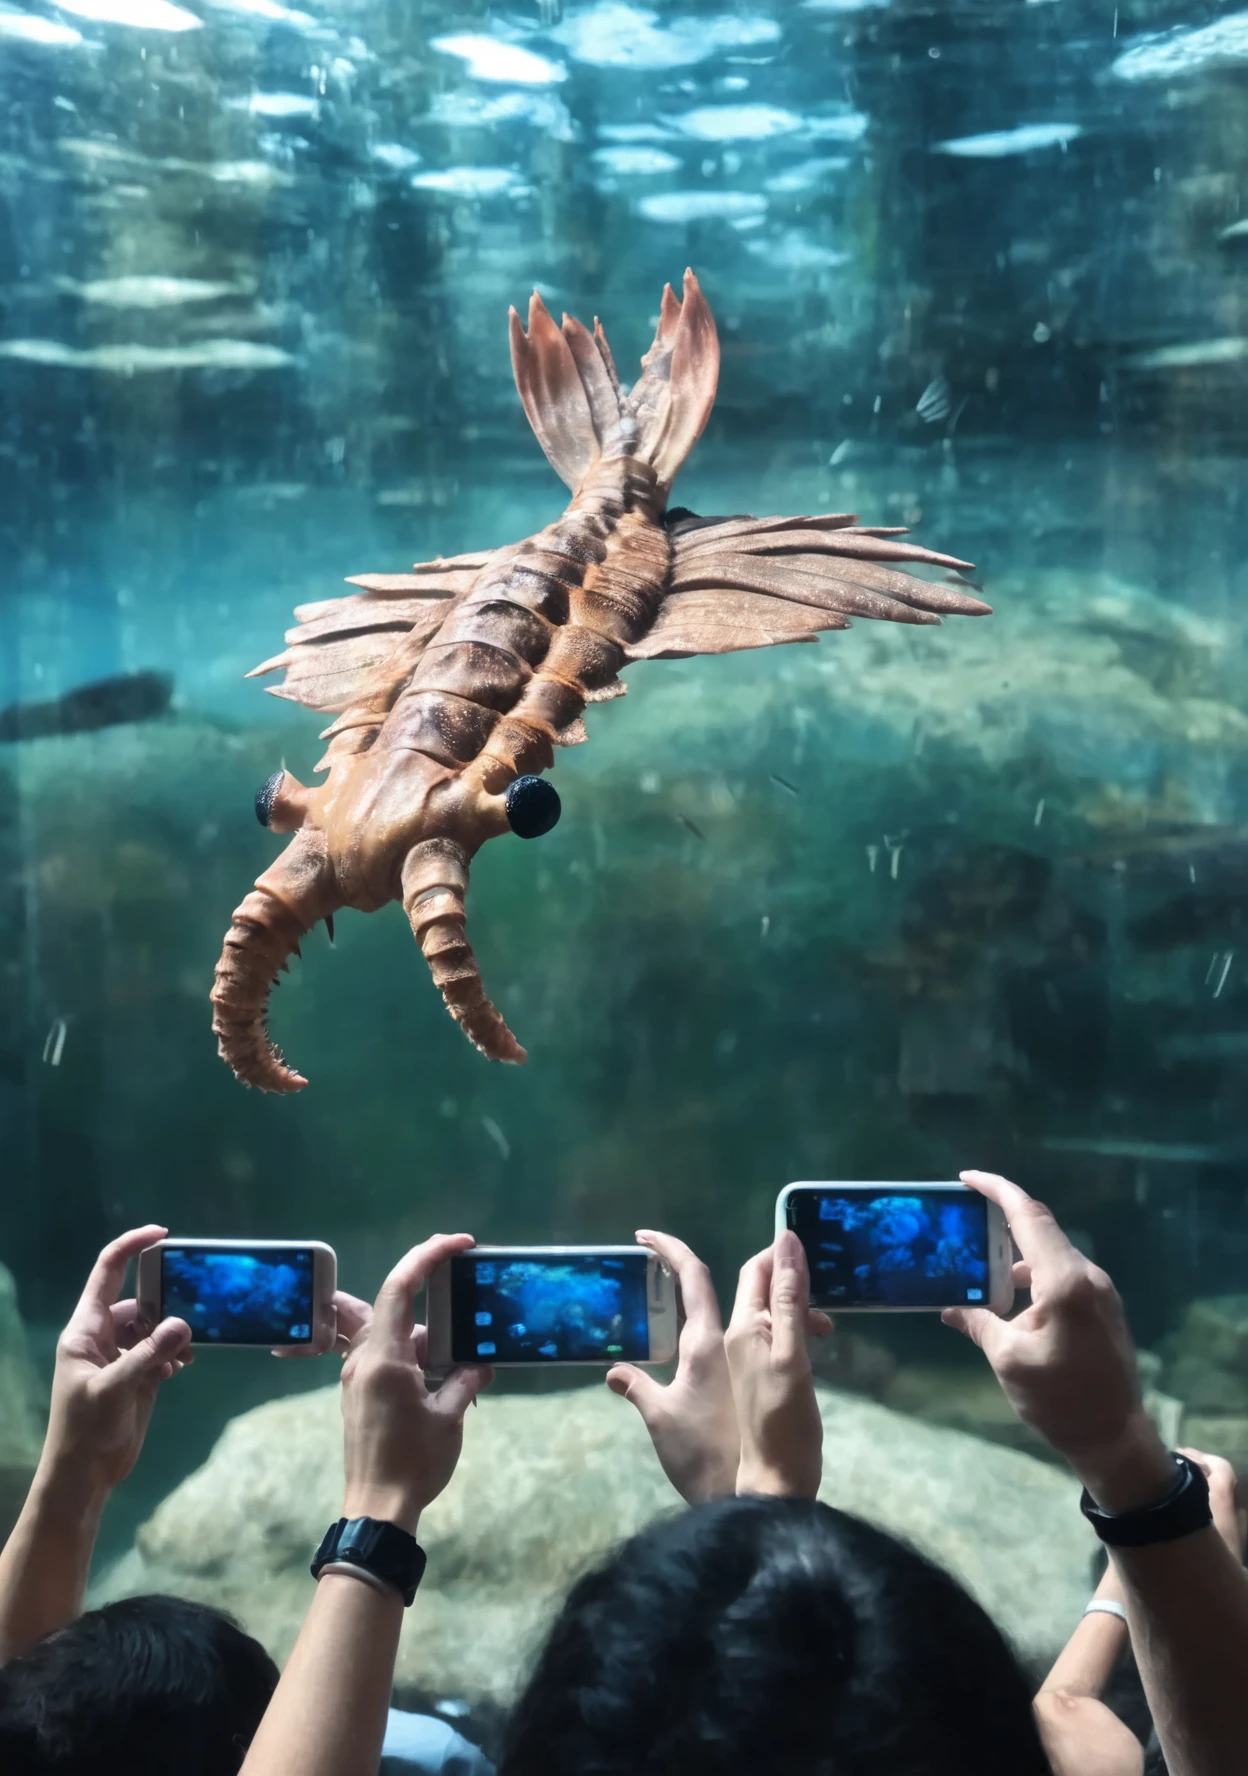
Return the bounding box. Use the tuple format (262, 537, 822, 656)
(2, 0, 1248, 1571)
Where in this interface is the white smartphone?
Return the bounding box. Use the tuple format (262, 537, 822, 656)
(425, 1245, 678, 1369)
(776, 1182, 1014, 1315)
(136, 1238, 338, 1353)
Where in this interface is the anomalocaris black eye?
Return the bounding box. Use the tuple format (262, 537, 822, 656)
(506, 775, 561, 839)
(255, 769, 285, 828)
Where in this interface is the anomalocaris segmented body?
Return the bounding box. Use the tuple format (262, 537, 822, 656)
(211, 271, 988, 1092)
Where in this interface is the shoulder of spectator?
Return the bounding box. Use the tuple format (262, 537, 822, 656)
(380, 1708, 496, 1775)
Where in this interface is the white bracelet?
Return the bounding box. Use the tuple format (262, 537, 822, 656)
(1083, 1599, 1127, 1623)
(316, 1560, 404, 1601)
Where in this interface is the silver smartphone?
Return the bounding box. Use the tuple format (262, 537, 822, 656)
(776, 1181, 1014, 1315)
(425, 1245, 678, 1368)
(136, 1238, 338, 1353)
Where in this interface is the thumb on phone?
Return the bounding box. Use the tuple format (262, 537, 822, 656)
(106, 1316, 192, 1389)
(430, 1363, 493, 1421)
(606, 1363, 665, 1423)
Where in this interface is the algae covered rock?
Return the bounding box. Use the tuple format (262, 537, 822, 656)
(97, 1380, 1095, 1700)
(1180, 1415, 1248, 1476)
(0, 1264, 45, 1546)
(1156, 1298, 1248, 1449)
(884, 1364, 1055, 1462)
(1165, 1297, 1248, 1373)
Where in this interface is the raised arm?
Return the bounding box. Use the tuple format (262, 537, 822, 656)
(0, 1225, 191, 1663)
(239, 1233, 492, 1776)
(1032, 1559, 1142, 1776)
(946, 1170, 1248, 1776)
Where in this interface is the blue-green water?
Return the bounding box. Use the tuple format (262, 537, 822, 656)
(2, 0, 1248, 1558)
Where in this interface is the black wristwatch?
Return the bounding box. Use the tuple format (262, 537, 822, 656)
(311, 1517, 427, 1606)
(1080, 1452, 1212, 1547)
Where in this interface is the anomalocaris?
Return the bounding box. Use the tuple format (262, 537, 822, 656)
(212, 271, 987, 1091)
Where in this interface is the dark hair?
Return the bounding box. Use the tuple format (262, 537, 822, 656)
(0, 1594, 278, 1775)
(501, 1495, 1050, 1776)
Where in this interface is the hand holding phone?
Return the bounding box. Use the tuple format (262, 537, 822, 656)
(777, 1181, 1014, 1315)
(425, 1246, 678, 1369)
(605, 1230, 739, 1504)
(43, 1226, 193, 1496)
(136, 1240, 338, 1353)
(340, 1232, 493, 1533)
(725, 1231, 823, 1500)
(942, 1172, 1170, 1506)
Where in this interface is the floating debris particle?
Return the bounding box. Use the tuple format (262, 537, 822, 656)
(677, 814, 707, 841)
(769, 771, 798, 794)
(481, 1116, 510, 1160)
(1213, 951, 1234, 999)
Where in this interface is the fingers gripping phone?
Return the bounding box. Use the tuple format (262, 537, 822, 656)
(426, 1246, 678, 1368)
(137, 1239, 338, 1353)
(777, 1182, 1014, 1315)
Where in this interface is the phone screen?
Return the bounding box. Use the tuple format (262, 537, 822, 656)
(786, 1188, 990, 1308)
(160, 1245, 316, 1345)
(449, 1252, 651, 1364)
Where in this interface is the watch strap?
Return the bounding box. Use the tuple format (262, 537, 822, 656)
(311, 1517, 427, 1606)
(1079, 1453, 1212, 1548)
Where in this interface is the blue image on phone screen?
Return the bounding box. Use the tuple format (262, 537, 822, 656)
(161, 1246, 315, 1344)
(450, 1253, 649, 1363)
(789, 1190, 989, 1308)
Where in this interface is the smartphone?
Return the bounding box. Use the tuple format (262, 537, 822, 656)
(136, 1238, 338, 1352)
(776, 1182, 1014, 1314)
(425, 1246, 679, 1368)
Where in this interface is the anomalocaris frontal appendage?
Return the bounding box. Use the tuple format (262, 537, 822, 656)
(211, 271, 987, 1092)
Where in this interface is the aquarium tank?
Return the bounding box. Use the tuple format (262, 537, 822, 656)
(2, 0, 1247, 1733)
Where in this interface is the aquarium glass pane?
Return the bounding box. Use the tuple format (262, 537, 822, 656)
(3, 0, 1247, 1720)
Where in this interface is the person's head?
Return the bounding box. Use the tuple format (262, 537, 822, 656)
(501, 1494, 1050, 1776)
(0, 1594, 278, 1775)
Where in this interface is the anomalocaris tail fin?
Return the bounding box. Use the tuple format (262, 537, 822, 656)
(510, 271, 719, 498)
(510, 292, 623, 492)
(623, 268, 720, 497)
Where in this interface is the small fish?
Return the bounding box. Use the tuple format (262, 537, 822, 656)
(916, 376, 953, 424)
(0, 669, 173, 742)
(677, 814, 707, 842)
(769, 772, 799, 795)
